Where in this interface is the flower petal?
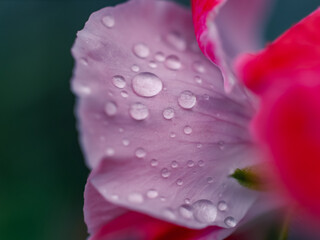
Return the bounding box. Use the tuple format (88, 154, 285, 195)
(72, 0, 260, 232)
(192, 0, 272, 91)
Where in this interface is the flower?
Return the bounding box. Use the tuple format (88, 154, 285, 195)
(71, 0, 320, 239)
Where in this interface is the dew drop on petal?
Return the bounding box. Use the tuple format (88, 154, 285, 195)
(170, 132, 176, 138)
(131, 64, 140, 72)
(161, 168, 171, 178)
(194, 76, 203, 84)
(104, 101, 117, 116)
(132, 43, 150, 58)
(132, 72, 163, 97)
(163, 208, 176, 220)
(149, 61, 157, 68)
(122, 139, 130, 146)
(135, 148, 146, 158)
(176, 178, 183, 186)
(198, 160, 205, 167)
(224, 216, 237, 227)
(171, 160, 179, 168)
(146, 189, 158, 199)
(150, 159, 158, 167)
(218, 201, 228, 211)
(73, 82, 91, 96)
(101, 15, 115, 28)
(207, 177, 214, 184)
(128, 193, 144, 204)
(165, 55, 181, 70)
(130, 103, 149, 120)
(105, 147, 115, 156)
(185, 198, 191, 204)
(155, 52, 165, 62)
(192, 199, 217, 223)
(120, 91, 129, 98)
(184, 125, 192, 135)
(193, 61, 205, 73)
(179, 204, 193, 219)
(165, 31, 187, 51)
(187, 160, 194, 167)
(178, 90, 196, 109)
(163, 107, 175, 120)
(112, 75, 126, 89)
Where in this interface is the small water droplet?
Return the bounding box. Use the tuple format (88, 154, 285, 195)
(218, 141, 225, 150)
(148, 60, 157, 68)
(112, 75, 126, 89)
(203, 94, 210, 100)
(104, 101, 117, 116)
(218, 201, 228, 211)
(155, 51, 165, 62)
(207, 177, 214, 184)
(196, 143, 203, 149)
(193, 61, 205, 73)
(161, 168, 171, 178)
(102, 15, 115, 28)
(160, 197, 166, 202)
(163, 208, 176, 220)
(165, 55, 181, 70)
(178, 90, 196, 109)
(165, 31, 187, 51)
(128, 193, 144, 203)
(179, 204, 193, 219)
(110, 194, 119, 201)
(147, 189, 158, 199)
(120, 90, 128, 98)
(192, 199, 217, 223)
(135, 148, 146, 158)
(176, 178, 183, 186)
(73, 82, 91, 96)
(132, 72, 163, 97)
(224, 216, 237, 227)
(198, 160, 205, 167)
(194, 76, 203, 84)
(105, 147, 115, 156)
(131, 64, 140, 72)
(132, 43, 150, 58)
(171, 161, 179, 168)
(184, 126, 192, 135)
(187, 160, 194, 167)
(185, 198, 191, 204)
(163, 107, 175, 120)
(122, 139, 130, 146)
(150, 159, 158, 167)
(170, 132, 176, 138)
(130, 103, 149, 120)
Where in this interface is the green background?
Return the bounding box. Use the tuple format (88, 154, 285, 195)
(0, 0, 318, 239)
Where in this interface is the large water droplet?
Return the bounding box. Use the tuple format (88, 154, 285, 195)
(165, 55, 181, 70)
(178, 91, 196, 109)
(161, 168, 171, 178)
(184, 126, 192, 135)
(224, 216, 237, 227)
(147, 189, 158, 199)
(102, 15, 115, 28)
(192, 200, 217, 223)
(132, 72, 163, 97)
(155, 52, 165, 62)
(179, 204, 193, 219)
(112, 75, 126, 89)
(130, 103, 149, 120)
(128, 193, 144, 203)
(218, 201, 228, 211)
(163, 107, 175, 120)
(165, 31, 187, 51)
(104, 101, 117, 116)
(132, 43, 150, 58)
(135, 148, 146, 158)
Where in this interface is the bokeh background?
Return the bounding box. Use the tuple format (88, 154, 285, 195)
(0, 0, 319, 239)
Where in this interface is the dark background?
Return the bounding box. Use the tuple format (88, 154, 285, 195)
(0, 0, 318, 239)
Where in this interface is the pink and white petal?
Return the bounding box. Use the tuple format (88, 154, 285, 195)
(192, 0, 272, 91)
(72, 0, 260, 231)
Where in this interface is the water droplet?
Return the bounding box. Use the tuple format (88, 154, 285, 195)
(132, 43, 150, 58)
(170, 132, 176, 138)
(131, 64, 140, 72)
(149, 61, 157, 68)
(120, 90, 128, 98)
(192, 200, 217, 223)
(128, 193, 144, 203)
(165, 31, 187, 51)
(132, 72, 163, 97)
(196, 143, 203, 149)
(102, 15, 115, 28)
(122, 139, 130, 146)
(224, 216, 237, 228)
(130, 103, 149, 120)
(160, 197, 166, 202)
(73, 82, 91, 96)
(110, 194, 119, 201)
(150, 159, 158, 167)
(194, 76, 203, 84)
(135, 148, 146, 158)
(179, 204, 193, 219)
(112, 75, 126, 89)
(171, 161, 179, 168)
(178, 90, 196, 109)
(203, 94, 210, 100)
(163, 107, 175, 120)
(184, 126, 192, 135)
(105, 147, 115, 156)
(185, 198, 191, 204)
(198, 160, 205, 167)
(163, 208, 176, 220)
(218, 201, 228, 211)
(207, 177, 214, 184)
(218, 141, 225, 150)
(104, 101, 117, 116)
(147, 189, 158, 199)
(187, 160, 194, 167)
(155, 52, 165, 62)
(165, 55, 181, 70)
(161, 168, 171, 178)
(176, 178, 183, 186)
(80, 58, 88, 66)
(193, 61, 205, 73)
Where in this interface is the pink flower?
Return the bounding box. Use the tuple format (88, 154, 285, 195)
(71, 0, 320, 238)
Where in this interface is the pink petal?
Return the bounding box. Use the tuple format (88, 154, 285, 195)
(72, 0, 261, 233)
(192, 0, 272, 91)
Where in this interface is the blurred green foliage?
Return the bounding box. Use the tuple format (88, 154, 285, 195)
(0, 0, 318, 239)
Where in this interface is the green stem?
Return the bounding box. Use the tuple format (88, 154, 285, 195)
(278, 209, 292, 240)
